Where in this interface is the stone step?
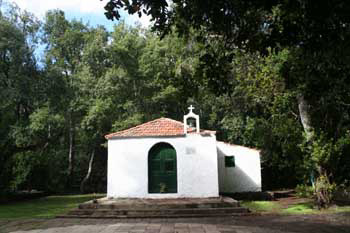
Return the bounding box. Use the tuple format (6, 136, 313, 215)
(57, 213, 251, 219)
(59, 207, 250, 219)
(72, 207, 249, 215)
(78, 197, 240, 210)
(78, 202, 239, 210)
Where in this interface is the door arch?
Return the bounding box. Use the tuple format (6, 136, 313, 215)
(148, 142, 177, 193)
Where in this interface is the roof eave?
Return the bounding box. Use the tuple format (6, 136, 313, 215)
(105, 131, 216, 140)
(105, 134, 187, 140)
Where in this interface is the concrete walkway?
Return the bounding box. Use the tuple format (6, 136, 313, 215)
(1, 214, 350, 233)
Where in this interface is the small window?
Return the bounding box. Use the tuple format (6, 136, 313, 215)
(225, 156, 235, 167)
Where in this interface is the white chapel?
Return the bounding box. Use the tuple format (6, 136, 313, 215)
(105, 106, 261, 198)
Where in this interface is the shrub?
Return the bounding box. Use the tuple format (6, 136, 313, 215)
(295, 184, 314, 198)
(315, 175, 337, 209)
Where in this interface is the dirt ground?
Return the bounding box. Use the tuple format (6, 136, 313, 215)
(278, 191, 350, 213)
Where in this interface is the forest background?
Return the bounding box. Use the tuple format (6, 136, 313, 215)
(1, 0, 350, 201)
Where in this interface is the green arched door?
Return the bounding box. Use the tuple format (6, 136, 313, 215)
(148, 143, 177, 193)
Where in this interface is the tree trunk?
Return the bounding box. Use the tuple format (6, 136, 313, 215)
(80, 149, 95, 193)
(67, 117, 75, 183)
(298, 95, 332, 208)
(297, 94, 313, 141)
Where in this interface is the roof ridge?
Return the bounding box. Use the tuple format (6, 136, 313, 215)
(161, 117, 184, 126)
(108, 117, 169, 135)
(105, 117, 216, 139)
(105, 117, 184, 139)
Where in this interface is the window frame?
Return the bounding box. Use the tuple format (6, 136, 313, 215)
(225, 156, 235, 167)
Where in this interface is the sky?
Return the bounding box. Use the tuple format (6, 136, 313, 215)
(8, 0, 152, 31)
(2, 0, 152, 66)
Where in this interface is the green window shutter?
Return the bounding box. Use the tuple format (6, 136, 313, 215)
(225, 156, 235, 167)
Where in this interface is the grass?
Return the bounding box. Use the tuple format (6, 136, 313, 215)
(281, 202, 316, 214)
(241, 200, 350, 215)
(0, 193, 105, 219)
(282, 203, 350, 215)
(241, 201, 281, 212)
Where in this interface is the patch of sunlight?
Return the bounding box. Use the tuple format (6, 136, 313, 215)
(281, 202, 316, 214)
(241, 201, 281, 212)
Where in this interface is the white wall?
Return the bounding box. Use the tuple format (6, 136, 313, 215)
(217, 141, 261, 193)
(107, 134, 219, 198)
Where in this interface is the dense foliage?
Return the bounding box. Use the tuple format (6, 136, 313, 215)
(1, 1, 350, 198)
(104, 0, 350, 206)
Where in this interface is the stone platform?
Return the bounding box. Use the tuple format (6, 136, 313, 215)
(58, 196, 250, 219)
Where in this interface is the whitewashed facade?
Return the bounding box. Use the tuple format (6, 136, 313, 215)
(106, 107, 261, 198)
(107, 134, 219, 198)
(217, 141, 261, 193)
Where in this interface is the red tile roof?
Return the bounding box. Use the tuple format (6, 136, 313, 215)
(105, 117, 215, 139)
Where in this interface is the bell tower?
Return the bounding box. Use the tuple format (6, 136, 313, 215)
(184, 105, 200, 134)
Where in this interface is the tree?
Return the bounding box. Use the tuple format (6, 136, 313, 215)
(0, 2, 41, 192)
(104, 0, 350, 204)
(42, 10, 90, 187)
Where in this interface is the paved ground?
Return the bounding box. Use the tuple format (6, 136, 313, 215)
(1, 214, 350, 233)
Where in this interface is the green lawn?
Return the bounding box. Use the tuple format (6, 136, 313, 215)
(241, 200, 350, 215)
(241, 201, 281, 213)
(0, 194, 105, 219)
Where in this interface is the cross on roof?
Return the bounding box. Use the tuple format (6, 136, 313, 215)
(188, 105, 195, 113)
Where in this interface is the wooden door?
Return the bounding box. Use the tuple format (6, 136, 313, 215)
(148, 143, 177, 193)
